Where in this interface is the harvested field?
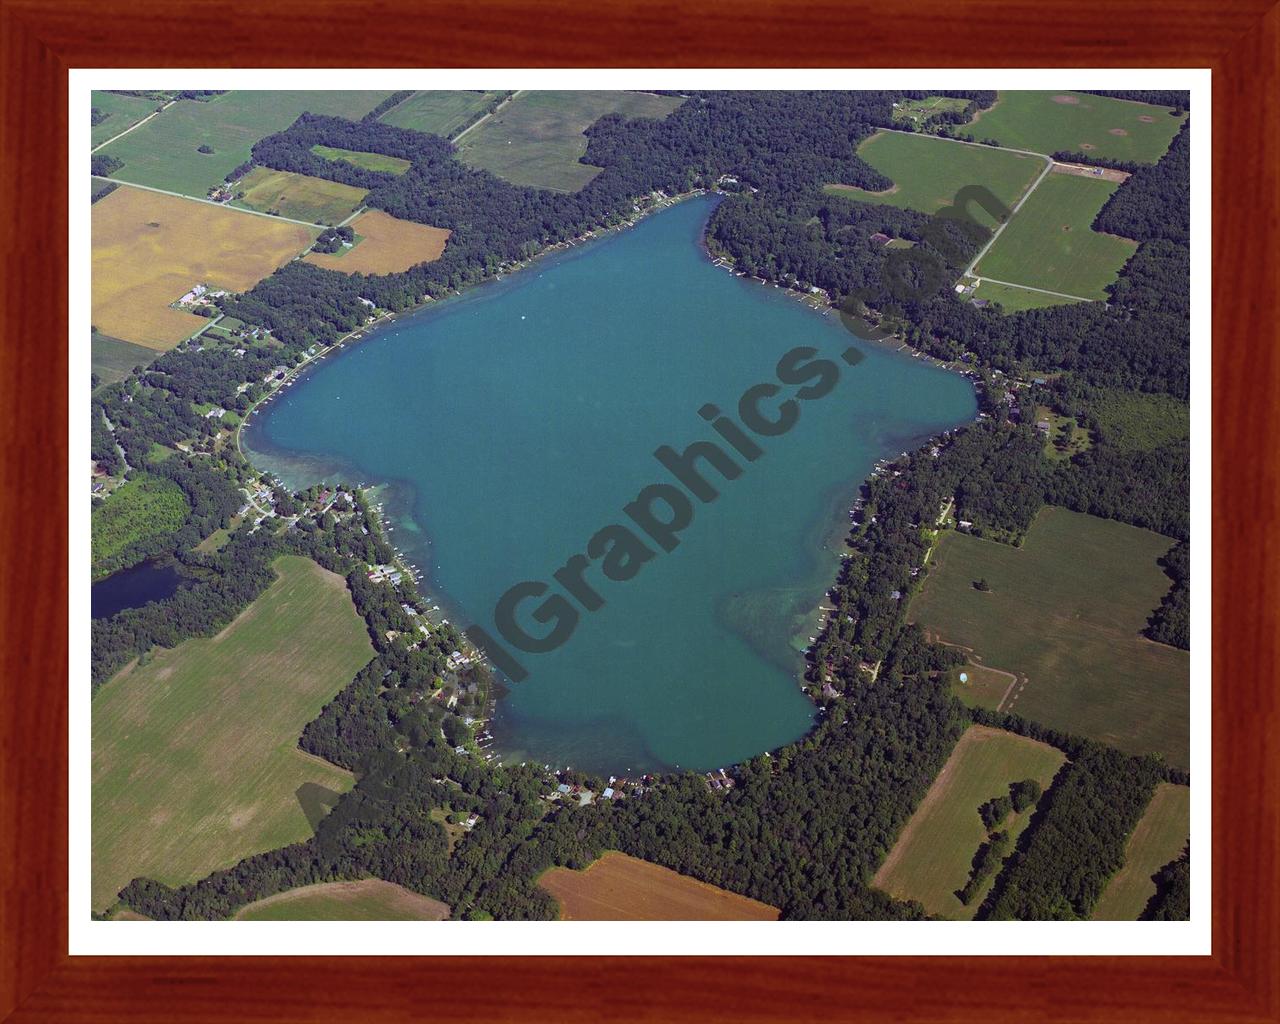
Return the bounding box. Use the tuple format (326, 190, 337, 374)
(92, 186, 315, 349)
(304, 209, 449, 275)
(235, 880, 449, 921)
(538, 851, 779, 920)
(233, 167, 367, 225)
(91, 556, 373, 912)
(872, 726, 1065, 919)
(1092, 783, 1191, 920)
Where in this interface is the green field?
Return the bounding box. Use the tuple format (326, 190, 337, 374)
(311, 144, 411, 176)
(96, 90, 394, 195)
(963, 91, 1187, 164)
(824, 131, 1044, 230)
(91, 473, 189, 577)
(971, 279, 1084, 313)
(911, 506, 1190, 767)
(92, 556, 373, 912)
(380, 90, 507, 138)
(1092, 783, 1191, 920)
(1091, 389, 1191, 451)
(456, 90, 685, 192)
(235, 879, 450, 921)
(872, 726, 1065, 919)
(1032, 405, 1093, 462)
(232, 166, 368, 225)
(92, 330, 158, 387)
(975, 173, 1139, 298)
(91, 91, 160, 148)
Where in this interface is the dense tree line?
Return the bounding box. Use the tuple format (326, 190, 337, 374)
(1146, 539, 1190, 648)
(363, 91, 415, 122)
(980, 745, 1163, 919)
(1092, 121, 1190, 245)
(1081, 90, 1189, 112)
(91, 153, 123, 176)
(1143, 848, 1191, 920)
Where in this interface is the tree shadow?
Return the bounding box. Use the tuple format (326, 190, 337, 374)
(296, 782, 342, 831)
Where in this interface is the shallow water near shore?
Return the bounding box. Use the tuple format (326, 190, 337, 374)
(246, 195, 976, 775)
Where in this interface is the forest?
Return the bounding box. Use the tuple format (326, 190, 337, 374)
(95, 90, 1192, 922)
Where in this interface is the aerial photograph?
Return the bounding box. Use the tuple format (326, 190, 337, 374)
(88, 87, 1192, 924)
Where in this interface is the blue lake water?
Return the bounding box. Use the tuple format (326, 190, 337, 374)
(246, 196, 976, 775)
(91, 559, 185, 619)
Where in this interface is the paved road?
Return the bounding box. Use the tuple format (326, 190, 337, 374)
(90, 176, 329, 231)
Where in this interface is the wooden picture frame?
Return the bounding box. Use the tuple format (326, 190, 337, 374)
(2, 1, 1275, 1019)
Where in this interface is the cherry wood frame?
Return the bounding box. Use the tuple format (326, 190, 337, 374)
(2, 1, 1276, 1020)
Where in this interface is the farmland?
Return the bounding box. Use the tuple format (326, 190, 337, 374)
(379, 90, 507, 138)
(1092, 783, 1191, 920)
(232, 167, 367, 225)
(91, 91, 160, 148)
(970, 279, 1084, 313)
(456, 90, 685, 192)
(974, 173, 1139, 299)
(824, 131, 1043, 229)
(234, 880, 449, 921)
(91, 473, 189, 577)
(1091, 389, 1191, 451)
(96, 90, 394, 195)
(872, 726, 1065, 919)
(91, 556, 373, 912)
(303, 209, 450, 275)
(538, 851, 780, 920)
(910, 506, 1190, 767)
(311, 144, 411, 176)
(92, 330, 158, 387)
(92, 185, 315, 348)
(962, 91, 1187, 164)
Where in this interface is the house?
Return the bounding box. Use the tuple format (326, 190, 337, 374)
(601, 787, 614, 799)
(870, 232, 892, 246)
(205, 407, 225, 419)
(1036, 419, 1052, 434)
(557, 783, 571, 795)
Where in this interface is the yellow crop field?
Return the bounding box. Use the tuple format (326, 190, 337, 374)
(92, 186, 315, 349)
(304, 209, 450, 275)
(538, 851, 780, 920)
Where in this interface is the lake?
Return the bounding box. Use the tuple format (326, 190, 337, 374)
(91, 559, 185, 619)
(246, 195, 976, 775)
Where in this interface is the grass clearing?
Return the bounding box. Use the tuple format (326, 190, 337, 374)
(303, 209, 449, 275)
(975, 173, 1138, 299)
(96, 90, 394, 195)
(235, 879, 449, 921)
(963, 91, 1187, 164)
(892, 96, 971, 128)
(971, 279, 1085, 313)
(538, 851, 780, 920)
(91, 474, 189, 577)
(1091, 389, 1191, 452)
(824, 131, 1043, 230)
(872, 726, 1065, 919)
(232, 167, 367, 225)
(92, 91, 160, 148)
(1092, 783, 1191, 920)
(311, 144, 411, 176)
(92, 330, 158, 386)
(91, 556, 373, 912)
(910, 506, 1190, 767)
(379, 90, 506, 137)
(456, 90, 685, 192)
(1032, 405, 1093, 461)
(92, 185, 315, 349)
